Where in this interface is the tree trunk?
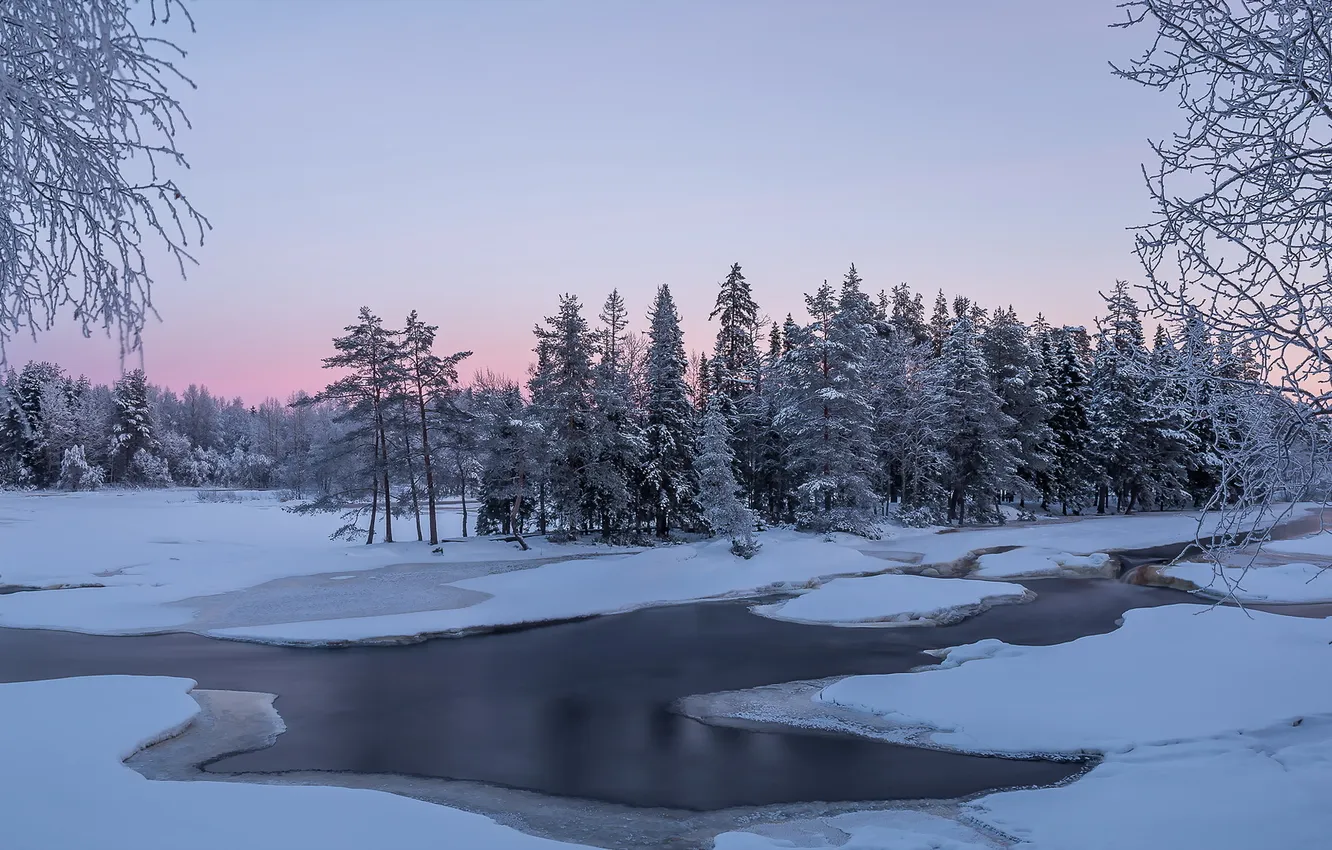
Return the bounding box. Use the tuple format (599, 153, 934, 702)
(458, 457, 469, 538)
(510, 474, 525, 540)
(417, 389, 438, 546)
(399, 397, 423, 541)
(378, 416, 394, 543)
(366, 432, 380, 545)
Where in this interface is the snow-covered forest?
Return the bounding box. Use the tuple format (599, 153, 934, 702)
(5, 269, 1317, 546)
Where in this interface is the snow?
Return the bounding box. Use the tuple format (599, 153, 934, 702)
(208, 530, 894, 644)
(751, 573, 1029, 627)
(1162, 561, 1332, 603)
(1, 490, 1319, 646)
(973, 723, 1332, 850)
(713, 810, 995, 849)
(819, 604, 1332, 755)
(1264, 529, 1332, 557)
(793, 603, 1332, 850)
(972, 547, 1110, 578)
(0, 489, 624, 635)
(1, 675, 588, 850)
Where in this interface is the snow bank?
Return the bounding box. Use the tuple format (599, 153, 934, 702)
(819, 604, 1332, 755)
(1162, 561, 1332, 603)
(1264, 529, 1332, 557)
(0, 490, 618, 635)
(973, 723, 1332, 850)
(1, 675, 587, 850)
(209, 530, 889, 644)
(713, 810, 995, 849)
(972, 547, 1110, 578)
(751, 574, 1029, 627)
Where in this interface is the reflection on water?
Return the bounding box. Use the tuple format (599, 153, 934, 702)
(0, 580, 1191, 810)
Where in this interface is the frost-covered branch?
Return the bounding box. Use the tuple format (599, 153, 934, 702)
(0, 0, 208, 362)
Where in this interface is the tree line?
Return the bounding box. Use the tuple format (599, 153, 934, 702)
(1, 265, 1308, 554)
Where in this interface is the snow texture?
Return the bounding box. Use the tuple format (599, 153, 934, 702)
(0, 490, 618, 635)
(751, 573, 1029, 627)
(713, 810, 996, 849)
(1162, 561, 1332, 603)
(208, 530, 891, 644)
(819, 604, 1332, 755)
(972, 547, 1110, 578)
(1, 675, 587, 850)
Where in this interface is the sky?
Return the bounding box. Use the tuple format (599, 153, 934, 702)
(11, 0, 1177, 403)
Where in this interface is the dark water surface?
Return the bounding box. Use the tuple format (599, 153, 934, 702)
(0, 580, 1192, 810)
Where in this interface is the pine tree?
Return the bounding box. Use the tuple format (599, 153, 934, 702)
(709, 262, 763, 504)
(304, 308, 399, 543)
(474, 376, 544, 542)
(929, 289, 951, 356)
(774, 269, 881, 536)
(592, 289, 645, 538)
(890, 283, 929, 345)
(1048, 327, 1096, 514)
(109, 369, 159, 484)
(530, 294, 618, 535)
(1141, 325, 1198, 510)
(1087, 282, 1153, 513)
(695, 406, 759, 557)
(981, 306, 1053, 505)
(400, 310, 471, 544)
(935, 316, 1020, 523)
(641, 285, 696, 538)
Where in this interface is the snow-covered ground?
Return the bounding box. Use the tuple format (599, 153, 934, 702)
(972, 548, 1111, 579)
(714, 810, 998, 850)
(1, 675, 589, 850)
(768, 604, 1332, 850)
(1162, 561, 1332, 603)
(209, 531, 896, 644)
(750, 573, 1030, 627)
(0, 491, 1316, 644)
(0, 490, 628, 636)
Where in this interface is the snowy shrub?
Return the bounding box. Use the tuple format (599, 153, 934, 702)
(196, 489, 242, 503)
(897, 505, 946, 528)
(56, 445, 105, 491)
(158, 431, 198, 485)
(128, 449, 172, 488)
(795, 505, 882, 539)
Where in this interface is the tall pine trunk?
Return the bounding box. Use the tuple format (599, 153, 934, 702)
(366, 432, 380, 545)
(457, 455, 469, 537)
(399, 396, 423, 541)
(417, 388, 438, 545)
(377, 406, 394, 543)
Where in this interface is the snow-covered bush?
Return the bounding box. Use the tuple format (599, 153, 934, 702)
(128, 449, 172, 488)
(56, 445, 105, 491)
(897, 505, 946, 528)
(695, 408, 760, 558)
(158, 431, 199, 485)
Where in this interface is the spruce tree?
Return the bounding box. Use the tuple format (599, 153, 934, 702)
(641, 285, 695, 537)
(530, 294, 619, 535)
(593, 289, 645, 538)
(109, 369, 159, 484)
(1048, 327, 1096, 514)
(1087, 282, 1152, 513)
(774, 269, 881, 536)
(709, 262, 763, 504)
(929, 289, 951, 356)
(695, 406, 759, 557)
(981, 306, 1053, 505)
(936, 316, 1020, 524)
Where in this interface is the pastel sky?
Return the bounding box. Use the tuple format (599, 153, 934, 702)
(12, 0, 1175, 402)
